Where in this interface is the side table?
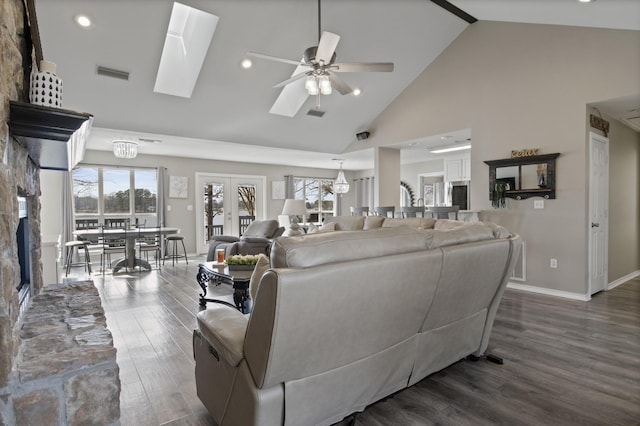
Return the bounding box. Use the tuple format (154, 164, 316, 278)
(196, 262, 252, 313)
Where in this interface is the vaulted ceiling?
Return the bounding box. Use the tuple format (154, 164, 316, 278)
(34, 0, 640, 169)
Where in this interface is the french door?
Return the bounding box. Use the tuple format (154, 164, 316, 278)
(195, 173, 266, 254)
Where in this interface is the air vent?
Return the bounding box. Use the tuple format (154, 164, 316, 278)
(307, 109, 325, 118)
(96, 66, 129, 81)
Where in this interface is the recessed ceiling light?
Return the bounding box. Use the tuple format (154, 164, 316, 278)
(241, 58, 253, 69)
(74, 14, 93, 29)
(578, 0, 594, 3)
(353, 88, 361, 96)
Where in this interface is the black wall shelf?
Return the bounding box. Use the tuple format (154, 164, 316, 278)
(484, 153, 560, 200)
(9, 101, 93, 170)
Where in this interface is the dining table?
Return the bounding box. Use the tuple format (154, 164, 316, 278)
(74, 226, 180, 273)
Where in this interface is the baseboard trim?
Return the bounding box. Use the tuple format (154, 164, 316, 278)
(507, 282, 590, 301)
(608, 270, 640, 290)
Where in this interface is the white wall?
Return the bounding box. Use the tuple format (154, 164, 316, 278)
(606, 116, 640, 282)
(345, 21, 640, 296)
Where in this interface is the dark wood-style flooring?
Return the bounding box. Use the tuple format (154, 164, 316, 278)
(72, 257, 640, 425)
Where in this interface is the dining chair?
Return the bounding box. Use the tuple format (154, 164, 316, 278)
(402, 206, 427, 218)
(100, 226, 127, 273)
(350, 206, 369, 216)
(374, 206, 395, 218)
(137, 226, 161, 270)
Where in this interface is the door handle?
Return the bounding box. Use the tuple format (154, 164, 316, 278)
(591, 223, 600, 228)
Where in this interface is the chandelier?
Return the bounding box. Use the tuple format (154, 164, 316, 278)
(305, 73, 332, 96)
(334, 161, 349, 194)
(112, 140, 138, 159)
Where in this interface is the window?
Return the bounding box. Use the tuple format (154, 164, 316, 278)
(293, 177, 334, 223)
(72, 166, 158, 228)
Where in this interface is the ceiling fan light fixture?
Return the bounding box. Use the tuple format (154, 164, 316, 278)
(305, 76, 319, 95)
(318, 75, 332, 95)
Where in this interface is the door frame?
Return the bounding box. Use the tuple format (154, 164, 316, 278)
(588, 132, 609, 296)
(195, 172, 267, 255)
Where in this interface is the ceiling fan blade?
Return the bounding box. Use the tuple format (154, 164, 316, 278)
(269, 65, 310, 117)
(247, 51, 305, 67)
(273, 71, 311, 89)
(315, 31, 340, 65)
(328, 73, 352, 95)
(332, 62, 394, 73)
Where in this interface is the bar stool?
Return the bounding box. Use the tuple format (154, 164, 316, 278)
(163, 234, 188, 266)
(64, 240, 92, 276)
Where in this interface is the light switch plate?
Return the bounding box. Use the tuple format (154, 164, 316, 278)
(534, 200, 544, 209)
(187, 205, 193, 211)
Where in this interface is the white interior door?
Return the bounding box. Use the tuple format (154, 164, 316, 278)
(195, 173, 266, 255)
(588, 132, 609, 295)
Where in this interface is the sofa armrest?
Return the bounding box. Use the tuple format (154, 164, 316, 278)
(212, 236, 240, 243)
(240, 236, 270, 244)
(197, 305, 248, 366)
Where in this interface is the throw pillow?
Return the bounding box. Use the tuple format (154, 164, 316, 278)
(306, 223, 319, 234)
(249, 254, 270, 300)
(318, 222, 336, 233)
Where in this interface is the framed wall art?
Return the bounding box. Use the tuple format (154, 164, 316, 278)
(169, 176, 188, 198)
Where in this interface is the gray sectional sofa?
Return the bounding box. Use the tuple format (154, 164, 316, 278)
(193, 219, 521, 425)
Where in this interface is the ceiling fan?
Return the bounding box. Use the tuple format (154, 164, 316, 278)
(247, 0, 394, 116)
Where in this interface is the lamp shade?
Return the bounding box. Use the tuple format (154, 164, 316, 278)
(282, 199, 307, 216)
(113, 140, 138, 159)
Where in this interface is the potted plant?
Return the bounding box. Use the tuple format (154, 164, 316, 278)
(491, 182, 508, 208)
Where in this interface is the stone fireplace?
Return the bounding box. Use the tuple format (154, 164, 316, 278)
(1, 2, 119, 424)
(0, 0, 44, 395)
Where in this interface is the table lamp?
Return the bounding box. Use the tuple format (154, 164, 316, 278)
(282, 199, 307, 236)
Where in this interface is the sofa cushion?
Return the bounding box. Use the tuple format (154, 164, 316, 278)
(421, 225, 496, 249)
(197, 306, 248, 366)
(270, 227, 428, 269)
(307, 222, 337, 234)
(323, 216, 365, 231)
(363, 216, 385, 230)
(433, 219, 472, 230)
(249, 254, 270, 300)
(381, 217, 436, 229)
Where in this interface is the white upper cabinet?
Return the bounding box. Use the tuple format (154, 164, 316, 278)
(445, 155, 471, 182)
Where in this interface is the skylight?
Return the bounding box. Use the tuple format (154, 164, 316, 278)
(153, 2, 218, 98)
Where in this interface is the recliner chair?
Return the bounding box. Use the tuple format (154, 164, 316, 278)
(206, 219, 284, 261)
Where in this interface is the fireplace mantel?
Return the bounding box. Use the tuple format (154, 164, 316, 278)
(9, 101, 93, 171)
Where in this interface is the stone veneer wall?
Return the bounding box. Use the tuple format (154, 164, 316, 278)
(0, 0, 44, 392)
(2, 281, 120, 425)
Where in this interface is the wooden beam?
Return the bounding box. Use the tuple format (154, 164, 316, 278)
(24, 0, 44, 65)
(430, 0, 478, 24)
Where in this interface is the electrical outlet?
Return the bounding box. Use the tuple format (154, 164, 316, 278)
(550, 258, 557, 268)
(534, 200, 544, 209)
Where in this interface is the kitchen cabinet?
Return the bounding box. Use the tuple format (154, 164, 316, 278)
(445, 157, 470, 182)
